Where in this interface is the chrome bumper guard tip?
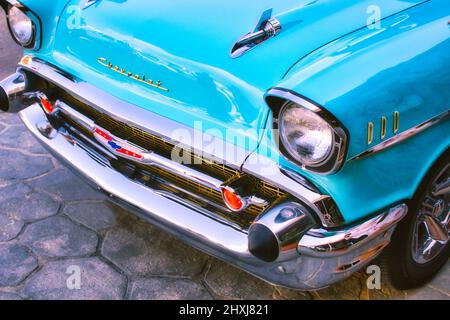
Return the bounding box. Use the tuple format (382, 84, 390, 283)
(20, 103, 408, 290)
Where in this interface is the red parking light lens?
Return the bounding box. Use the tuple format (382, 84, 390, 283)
(222, 188, 244, 211)
(40, 98, 54, 113)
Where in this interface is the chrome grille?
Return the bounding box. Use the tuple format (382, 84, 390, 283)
(54, 89, 287, 228)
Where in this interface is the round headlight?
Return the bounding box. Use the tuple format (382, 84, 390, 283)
(279, 101, 334, 165)
(8, 6, 34, 47)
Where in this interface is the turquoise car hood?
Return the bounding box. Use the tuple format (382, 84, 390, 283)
(31, 0, 425, 156)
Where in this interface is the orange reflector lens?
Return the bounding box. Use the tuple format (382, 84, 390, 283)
(222, 188, 244, 211)
(19, 55, 32, 66)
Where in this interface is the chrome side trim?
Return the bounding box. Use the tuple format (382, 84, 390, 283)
(265, 88, 349, 175)
(350, 110, 450, 162)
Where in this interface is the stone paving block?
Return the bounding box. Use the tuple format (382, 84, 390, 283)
(101, 216, 208, 277)
(360, 276, 407, 300)
(0, 292, 23, 300)
(0, 10, 22, 80)
(0, 211, 24, 242)
(311, 272, 366, 300)
(204, 260, 277, 300)
(0, 183, 59, 222)
(20, 216, 98, 258)
(272, 287, 312, 300)
(405, 285, 450, 300)
(27, 168, 105, 201)
(0, 243, 38, 287)
(0, 126, 47, 154)
(129, 278, 212, 300)
(64, 201, 118, 231)
(22, 257, 127, 300)
(0, 149, 53, 181)
(0, 113, 23, 127)
(427, 261, 450, 296)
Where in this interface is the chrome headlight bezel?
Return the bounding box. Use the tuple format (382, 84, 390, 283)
(266, 88, 348, 175)
(3, 1, 39, 49)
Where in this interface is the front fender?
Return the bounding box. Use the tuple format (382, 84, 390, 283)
(260, 0, 450, 224)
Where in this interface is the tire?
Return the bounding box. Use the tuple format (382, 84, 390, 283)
(386, 151, 450, 290)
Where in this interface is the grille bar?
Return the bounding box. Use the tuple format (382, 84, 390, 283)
(46, 87, 289, 229)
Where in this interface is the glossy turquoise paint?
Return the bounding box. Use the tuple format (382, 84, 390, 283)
(264, 0, 450, 223)
(22, 0, 425, 152)
(16, 0, 449, 224)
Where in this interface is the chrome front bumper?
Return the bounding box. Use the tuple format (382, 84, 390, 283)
(19, 103, 408, 290)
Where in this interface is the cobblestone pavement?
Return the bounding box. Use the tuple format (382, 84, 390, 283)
(0, 9, 449, 300)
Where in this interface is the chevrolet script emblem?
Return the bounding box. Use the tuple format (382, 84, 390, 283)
(98, 57, 169, 92)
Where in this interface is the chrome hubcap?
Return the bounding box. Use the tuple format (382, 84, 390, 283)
(412, 164, 450, 264)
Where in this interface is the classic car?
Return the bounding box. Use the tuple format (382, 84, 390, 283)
(0, 0, 449, 290)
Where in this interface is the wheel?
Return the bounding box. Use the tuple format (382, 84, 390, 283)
(386, 152, 450, 290)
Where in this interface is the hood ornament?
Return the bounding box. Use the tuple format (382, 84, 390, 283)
(231, 8, 282, 58)
(84, 0, 99, 9)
